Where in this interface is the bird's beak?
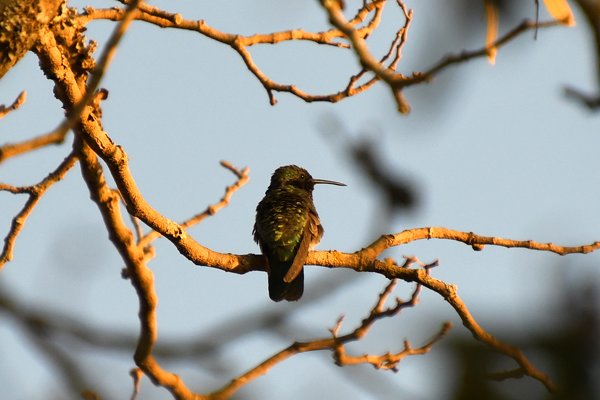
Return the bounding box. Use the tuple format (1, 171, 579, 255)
(312, 178, 346, 187)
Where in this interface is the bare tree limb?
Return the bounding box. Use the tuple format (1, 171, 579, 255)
(361, 259, 558, 392)
(139, 160, 250, 247)
(333, 322, 452, 370)
(78, 0, 407, 105)
(351, 226, 600, 258)
(0, 0, 63, 79)
(0, 91, 26, 119)
(0, 151, 78, 269)
(320, 0, 567, 113)
(76, 136, 200, 399)
(0, 129, 69, 164)
(32, 0, 140, 146)
(31, 3, 202, 398)
(75, 0, 566, 114)
(208, 277, 446, 400)
(330, 266, 451, 371)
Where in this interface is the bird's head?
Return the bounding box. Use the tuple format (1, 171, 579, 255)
(268, 165, 346, 192)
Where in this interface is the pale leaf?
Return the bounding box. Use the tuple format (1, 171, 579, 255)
(484, 0, 498, 65)
(543, 0, 576, 26)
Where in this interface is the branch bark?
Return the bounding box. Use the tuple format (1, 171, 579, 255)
(0, 0, 63, 79)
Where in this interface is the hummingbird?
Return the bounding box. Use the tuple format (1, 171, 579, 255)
(253, 165, 346, 302)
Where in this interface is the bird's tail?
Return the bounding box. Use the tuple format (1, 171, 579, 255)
(268, 262, 304, 302)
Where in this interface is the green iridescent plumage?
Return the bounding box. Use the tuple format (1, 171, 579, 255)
(253, 165, 345, 301)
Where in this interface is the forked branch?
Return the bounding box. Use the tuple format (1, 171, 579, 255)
(320, 0, 568, 112)
(208, 277, 449, 400)
(139, 161, 250, 247)
(0, 91, 26, 119)
(0, 151, 78, 269)
(79, 0, 410, 105)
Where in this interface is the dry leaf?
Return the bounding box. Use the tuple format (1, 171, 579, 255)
(543, 0, 576, 26)
(484, 0, 498, 64)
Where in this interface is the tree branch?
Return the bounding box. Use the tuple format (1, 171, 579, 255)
(320, 0, 567, 113)
(78, 0, 405, 105)
(0, 90, 26, 119)
(333, 322, 452, 370)
(139, 160, 250, 247)
(33, 5, 201, 398)
(355, 226, 600, 257)
(359, 259, 558, 392)
(208, 277, 447, 400)
(0, 151, 78, 269)
(0, 128, 69, 164)
(75, 136, 199, 400)
(35, 0, 141, 145)
(411, 19, 567, 86)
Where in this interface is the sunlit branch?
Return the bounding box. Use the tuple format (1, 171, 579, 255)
(139, 160, 249, 247)
(0, 129, 69, 164)
(35, 14, 261, 273)
(0, 152, 78, 269)
(355, 226, 600, 258)
(0, 91, 26, 119)
(36, 0, 141, 145)
(208, 278, 445, 400)
(330, 265, 450, 371)
(408, 19, 568, 87)
(32, 2, 203, 397)
(334, 322, 452, 370)
(78, 0, 404, 105)
(320, 0, 567, 113)
(358, 259, 558, 392)
(76, 137, 199, 399)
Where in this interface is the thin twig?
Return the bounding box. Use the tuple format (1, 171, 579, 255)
(364, 259, 559, 392)
(129, 368, 144, 400)
(0, 129, 69, 164)
(356, 226, 600, 258)
(0, 152, 78, 269)
(334, 322, 451, 370)
(0, 91, 26, 119)
(75, 137, 200, 399)
(409, 19, 566, 86)
(139, 161, 249, 247)
(79, 0, 401, 106)
(208, 279, 442, 400)
(320, 0, 566, 112)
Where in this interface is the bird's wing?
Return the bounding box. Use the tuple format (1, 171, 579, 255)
(283, 224, 311, 283)
(283, 210, 321, 284)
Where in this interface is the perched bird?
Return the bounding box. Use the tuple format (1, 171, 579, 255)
(253, 165, 346, 301)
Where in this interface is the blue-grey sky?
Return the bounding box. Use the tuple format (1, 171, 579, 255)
(1, 1, 599, 399)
